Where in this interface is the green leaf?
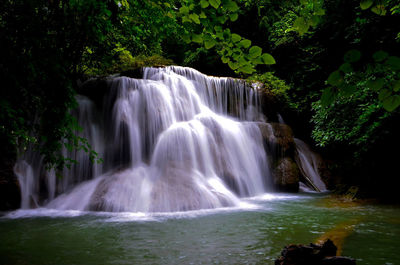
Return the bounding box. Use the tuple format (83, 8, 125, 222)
(386, 56, 400, 70)
(393, 80, 400, 92)
(249, 46, 262, 58)
(261, 53, 276, 65)
(360, 0, 373, 10)
(309, 15, 320, 27)
(223, 29, 231, 39)
(327, 71, 344, 86)
(314, 8, 326, 15)
(228, 61, 239, 70)
(189, 13, 200, 24)
(371, 4, 387, 15)
(199, 11, 207, 18)
(204, 39, 217, 49)
(340, 84, 357, 97)
(225, 0, 239, 12)
(214, 26, 222, 32)
(192, 34, 203, 44)
(229, 13, 238, 21)
(238, 65, 255, 74)
(200, 0, 209, 8)
(339, 63, 353, 73)
(237, 56, 247, 66)
(179, 6, 190, 14)
(293, 17, 309, 35)
(209, 0, 221, 9)
(373, 50, 388, 62)
(366, 78, 385, 91)
(221, 56, 230, 63)
(382, 95, 400, 111)
(378, 88, 392, 101)
(239, 39, 251, 48)
(231, 33, 241, 42)
(344, 50, 361, 63)
(321, 87, 336, 106)
(182, 34, 191, 44)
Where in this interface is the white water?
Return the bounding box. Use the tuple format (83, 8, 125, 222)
(295, 138, 327, 192)
(13, 66, 326, 213)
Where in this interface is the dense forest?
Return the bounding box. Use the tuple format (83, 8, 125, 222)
(1, 0, 400, 209)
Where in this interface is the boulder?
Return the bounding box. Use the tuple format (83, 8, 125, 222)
(275, 239, 356, 265)
(257, 122, 295, 157)
(274, 157, 300, 192)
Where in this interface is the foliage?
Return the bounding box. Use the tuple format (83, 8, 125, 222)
(322, 50, 400, 111)
(0, 0, 114, 169)
(248, 72, 295, 108)
(176, 0, 276, 75)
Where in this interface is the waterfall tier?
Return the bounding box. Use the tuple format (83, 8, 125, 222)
(14, 66, 326, 212)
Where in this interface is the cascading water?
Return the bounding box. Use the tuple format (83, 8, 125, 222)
(14, 66, 272, 212)
(13, 66, 326, 213)
(294, 138, 327, 192)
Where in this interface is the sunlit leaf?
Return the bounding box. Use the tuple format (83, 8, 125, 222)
(228, 61, 239, 70)
(371, 4, 387, 15)
(179, 6, 190, 14)
(225, 0, 239, 12)
(293, 17, 309, 35)
(189, 13, 200, 24)
(229, 13, 238, 21)
(209, 0, 221, 9)
(200, 0, 209, 8)
(238, 65, 255, 74)
(204, 39, 216, 49)
(249, 46, 262, 58)
(192, 34, 203, 43)
(360, 0, 373, 10)
(231, 33, 241, 42)
(261, 53, 276, 65)
(239, 39, 251, 48)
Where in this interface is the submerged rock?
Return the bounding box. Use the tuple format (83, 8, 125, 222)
(275, 239, 356, 265)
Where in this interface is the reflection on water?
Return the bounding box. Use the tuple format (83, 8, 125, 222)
(1, 193, 399, 265)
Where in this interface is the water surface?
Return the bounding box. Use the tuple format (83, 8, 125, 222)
(1, 193, 399, 265)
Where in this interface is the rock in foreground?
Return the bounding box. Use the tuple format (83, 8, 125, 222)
(275, 239, 356, 265)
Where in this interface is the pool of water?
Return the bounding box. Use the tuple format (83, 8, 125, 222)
(1, 193, 399, 265)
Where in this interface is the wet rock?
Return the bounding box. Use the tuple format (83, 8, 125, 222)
(275, 239, 356, 265)
(274, 157, 300, 192)
(257, 122, 295, 157)
(271, 122, 295, 154)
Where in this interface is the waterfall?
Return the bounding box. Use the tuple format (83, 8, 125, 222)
(294, 138, 327, 192)
(13, 66, 326, 212)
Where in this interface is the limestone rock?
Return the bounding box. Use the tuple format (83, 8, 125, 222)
(274, 157, 300, 192)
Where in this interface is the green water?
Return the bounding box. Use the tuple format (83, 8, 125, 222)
(0, 193, 399, 265)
